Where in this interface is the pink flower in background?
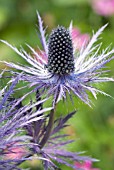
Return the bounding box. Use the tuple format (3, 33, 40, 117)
(75, 161, 100, 170)
(34, 49, 47, 64)
(4, 142, 27, 160)
(71, 27, 90, 50)
(92, 0, 114, 16)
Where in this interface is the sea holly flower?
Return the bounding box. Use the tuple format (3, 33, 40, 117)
(1, 13, 114, 106)
(28, 111, 98, 170)
(0, 77, 51, 169)
(0, 77, 97, 170)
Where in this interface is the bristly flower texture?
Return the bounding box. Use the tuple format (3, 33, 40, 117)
(1, 13, 114, 106)
(0, 75, 96, 170)
(0, 76, 50, 169)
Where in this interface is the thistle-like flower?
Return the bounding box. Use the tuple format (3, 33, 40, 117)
(28, 110, 97, 170)
(0, 76, 97, 170)
(0, 76, 51, 170)
(1, 13, 114, 106)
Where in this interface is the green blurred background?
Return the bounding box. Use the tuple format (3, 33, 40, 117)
(0, 0, 114, 169)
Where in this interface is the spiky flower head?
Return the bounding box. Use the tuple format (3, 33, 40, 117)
(47, 26, 74, 75)
(29, 110, 97, 170)
(1, 13, 114, 106)
(0, 76, 97, 170)
(0, 77, 50, 169)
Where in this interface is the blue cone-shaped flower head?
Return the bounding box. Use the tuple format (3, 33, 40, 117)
(47, 26, 74, 75)
(1, 13, 114, 106)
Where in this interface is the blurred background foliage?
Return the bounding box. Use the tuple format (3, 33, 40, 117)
(0, 0, 114, 170)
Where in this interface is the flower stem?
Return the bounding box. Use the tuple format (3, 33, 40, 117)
(39, 107, 55, 149)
